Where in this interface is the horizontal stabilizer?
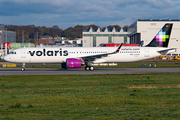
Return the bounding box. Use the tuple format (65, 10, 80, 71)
(157, 48, 176, 55)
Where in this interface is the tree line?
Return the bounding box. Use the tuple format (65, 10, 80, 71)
(6, 24, 128, 43)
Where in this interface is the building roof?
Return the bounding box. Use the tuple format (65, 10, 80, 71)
(137, 19, 180, 21)
(83, 27, 126, 33)
(129, 19, 180, 28)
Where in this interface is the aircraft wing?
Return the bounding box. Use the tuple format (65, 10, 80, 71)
(81, 43, 123, 61)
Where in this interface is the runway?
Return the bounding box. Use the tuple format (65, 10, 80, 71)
(0, 67, 179, 75)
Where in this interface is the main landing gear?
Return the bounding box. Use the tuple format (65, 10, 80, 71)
(21, 63, 25, 71)
(85, 66, 94, 71)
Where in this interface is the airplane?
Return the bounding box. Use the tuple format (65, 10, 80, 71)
(3, 23, 176, 71)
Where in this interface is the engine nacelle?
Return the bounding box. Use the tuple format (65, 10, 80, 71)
(61, 58, 82, 69)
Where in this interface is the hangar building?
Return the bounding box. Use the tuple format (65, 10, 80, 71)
(83, 27, 129, 47)
(128, 19, 180, 55)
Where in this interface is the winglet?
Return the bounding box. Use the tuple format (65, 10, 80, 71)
(112, 43, 123, 54)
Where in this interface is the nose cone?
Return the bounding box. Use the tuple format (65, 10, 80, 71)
(3, 55, 10, 62)
(3, 55, 7, 61)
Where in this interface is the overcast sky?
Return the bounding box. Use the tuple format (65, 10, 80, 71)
(0, 0, 179, 29)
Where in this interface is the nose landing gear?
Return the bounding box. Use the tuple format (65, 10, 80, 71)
(21, 63, 25, 71)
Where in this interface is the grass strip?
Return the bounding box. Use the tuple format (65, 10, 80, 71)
(0, 73, 180, 119)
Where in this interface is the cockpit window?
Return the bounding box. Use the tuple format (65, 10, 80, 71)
(10, 51, 16, 54)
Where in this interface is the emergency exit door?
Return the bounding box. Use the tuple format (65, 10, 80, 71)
(21, 49, 26, 58)
(144, 48, 149, 57)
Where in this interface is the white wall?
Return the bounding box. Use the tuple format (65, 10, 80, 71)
(96, 37, 108, 46)
(113, 37, 124, 43)
(83, 37, 93, 47)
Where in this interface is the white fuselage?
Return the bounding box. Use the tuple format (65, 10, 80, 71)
(3, 46, 173, 64)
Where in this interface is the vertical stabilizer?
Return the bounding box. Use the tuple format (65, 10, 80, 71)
(146, 23, 173, 47)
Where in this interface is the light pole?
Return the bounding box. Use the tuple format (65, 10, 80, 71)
(5, 28, 7, 55)
(6, 28, 7, 43)
(36, 32, 38, 45)
(22, 30, 24, 43)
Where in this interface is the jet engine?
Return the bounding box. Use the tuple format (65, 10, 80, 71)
(61, 58, 82, 69)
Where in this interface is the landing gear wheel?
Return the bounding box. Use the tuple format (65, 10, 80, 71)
(21, 67, 25, 71)
(85, 66, 90, 71)
(85, 66, 94, 71)
(89, 66, 94, 71)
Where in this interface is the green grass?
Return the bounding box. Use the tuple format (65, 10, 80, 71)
(0, 73, 180, 119)
(0, 59, 5, 62)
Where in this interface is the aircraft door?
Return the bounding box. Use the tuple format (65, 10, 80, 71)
(21, 49, 26, 58)
(144, 48, 149, 57)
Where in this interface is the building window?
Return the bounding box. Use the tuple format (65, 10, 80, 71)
(108, 36, 112, 43)
(93, 36, 96, 47)
(124, 36, 127, 43)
